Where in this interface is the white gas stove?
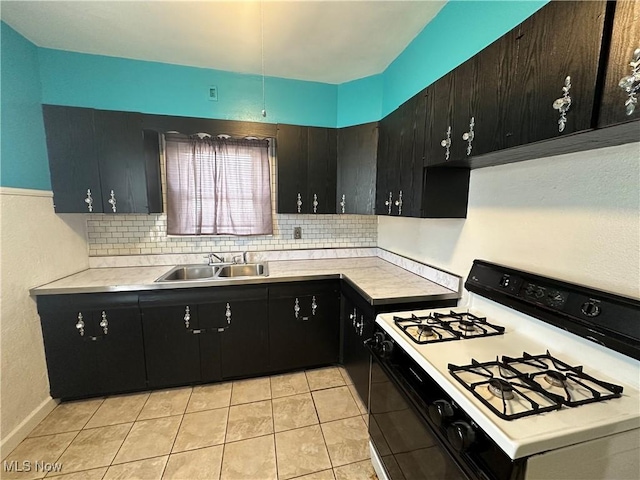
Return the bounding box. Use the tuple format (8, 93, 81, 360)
(368, 260, 640, 480)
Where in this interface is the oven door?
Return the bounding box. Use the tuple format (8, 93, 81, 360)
(369, 350, 470, 480)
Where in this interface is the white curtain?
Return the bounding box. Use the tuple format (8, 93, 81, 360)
(165, 134, 273, 235)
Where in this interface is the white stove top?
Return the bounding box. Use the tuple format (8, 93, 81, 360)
(375, 296, 640, 459)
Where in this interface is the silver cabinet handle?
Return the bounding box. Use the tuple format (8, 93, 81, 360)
(85, 189, 94, 213)
(552, 76, 572, 132)
(462, 117, 475, 156)
(184, 306, 191, 329)
(225, 303, 232, 325)
(340, 194, 346, 214)
(312, 194, 318, 214)
(350, 308, 357, 328)
(296, 193, 303, 213)
(619, 48, 640, 116)
(76, 312, 85, 336)
(384, 192, 393, 215)
(440, 126, 452, 161)
(100, 311, 108, 335)
(394, 190, 403, 215)
(108, 190, 117, 213)
(311, 296, 317, 316)
(355, 316, 364, 337)
(294, 298, 300, 319)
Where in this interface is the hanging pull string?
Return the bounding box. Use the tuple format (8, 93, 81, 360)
(261, 1, 265, 116)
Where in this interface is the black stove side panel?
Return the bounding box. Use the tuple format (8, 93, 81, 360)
(465, 260, 640, 360)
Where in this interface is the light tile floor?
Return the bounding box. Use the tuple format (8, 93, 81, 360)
(2, 367, 377, 480)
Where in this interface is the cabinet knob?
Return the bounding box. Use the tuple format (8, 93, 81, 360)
(394, 190, 403, 215)
(384, 192, 393, 215)
(84, 189, 94, 213)
(618, 48, 640, 116)
(311, 296, 317, 316)
(76, 312, 85, 336)
(294, 298, 301, 319)
(461, 117, 475, 156)
(100, 311, 109, 335)
(340, 194, 346, 214)
(184, 306, 191, 329)
(225, 303, 232, 325)
(440, 126, 452, 161)
(312, 194, 318, 214)
(108, 190, 117, 213)
(296, 193, 303, 213)
(552, 76, 572, 132)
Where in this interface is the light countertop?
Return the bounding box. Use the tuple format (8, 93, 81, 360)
(30, 257, 459, 305)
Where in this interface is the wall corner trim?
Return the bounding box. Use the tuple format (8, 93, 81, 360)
(0, 396, 58, 460)
(0, 187, 53, 198)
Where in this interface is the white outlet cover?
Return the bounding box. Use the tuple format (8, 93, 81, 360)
(208, 85, 218, 101)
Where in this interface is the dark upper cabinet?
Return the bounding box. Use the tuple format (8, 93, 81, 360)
(277, 124, 337, 214)
(42, 105, 162, 214)
(269, 281, 340, 372)
(598, 0, 640, 127)
(43, 106, 103, 213)
(375, 106, 403, 216)
(307, 127, 338, 215)
(336, 122, 378, 215)
(425, 72, 456, 167)
(506, 1, 607, 146)
(37, 293, 146, 399)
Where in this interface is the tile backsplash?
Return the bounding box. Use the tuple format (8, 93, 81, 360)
(87, 213, 377, 256)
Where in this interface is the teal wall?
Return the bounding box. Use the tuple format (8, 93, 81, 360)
(1, 22, 51, 190)
(39, 49, 338, 127)
(381, 0, 548, 116)
(1, 1, 551, 189)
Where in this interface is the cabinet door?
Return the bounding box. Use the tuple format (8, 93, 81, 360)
(598, 0, 640, 127)
(277, 124, 309, 213)
(375, 108, 402, 215)
(425, 72, 456, 166)
(400, 91, 428, 218)
(141, 303, 202, 388)
(508, 1, 606, 146)
(340, 295, 370, 408)
(336, 123, 378, 215)
(42, 105, 102, 213)
(94, 110, 148, 213)
(307, 127, 337, 214)
(218, 299, 269, 378)
(94, 307, 147, 394)
(269, 287, 339, 372)
(471, 31, 521, 156)
(39, 308, 99, 399)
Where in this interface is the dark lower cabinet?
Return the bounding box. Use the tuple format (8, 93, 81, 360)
(140, 287, 268, 387)
(37, 293, 146, 399)
(269, 281, 340, 372)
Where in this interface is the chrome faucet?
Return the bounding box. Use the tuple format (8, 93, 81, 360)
(232, 251, 248, 264)
(204, 253, 225, 265)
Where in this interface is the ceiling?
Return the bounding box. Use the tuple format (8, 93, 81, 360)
(0, 1, 446, 84)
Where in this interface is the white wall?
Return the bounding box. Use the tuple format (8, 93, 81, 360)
(0, 188, 88, 458)
(378, 143, 640, 299)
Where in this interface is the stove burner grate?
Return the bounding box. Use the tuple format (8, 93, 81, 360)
(501, 351, 624, 407)
(448, 358, 564, 420)
(394, 310, 505, 344)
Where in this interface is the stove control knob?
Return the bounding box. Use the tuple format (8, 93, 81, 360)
(447, 421, 476, 451)
(428, 400, 454, 427)
(581, 300, 601, 317)
(380, 340, 394, 359)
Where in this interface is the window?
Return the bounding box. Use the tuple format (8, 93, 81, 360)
(165, 134, 273, 236)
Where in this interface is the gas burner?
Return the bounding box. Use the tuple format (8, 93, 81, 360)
(394, 310, 505, 344)
(448, 358, 564, 420)
(458, 319, 476, 332)
(544, 370, 567, 388)
(501, 351, 624, 407)
(488, 378, 515, 400)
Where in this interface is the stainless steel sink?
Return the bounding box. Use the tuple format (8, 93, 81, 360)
(155, 262, 269, 282)
(216, 263, 267, 278)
